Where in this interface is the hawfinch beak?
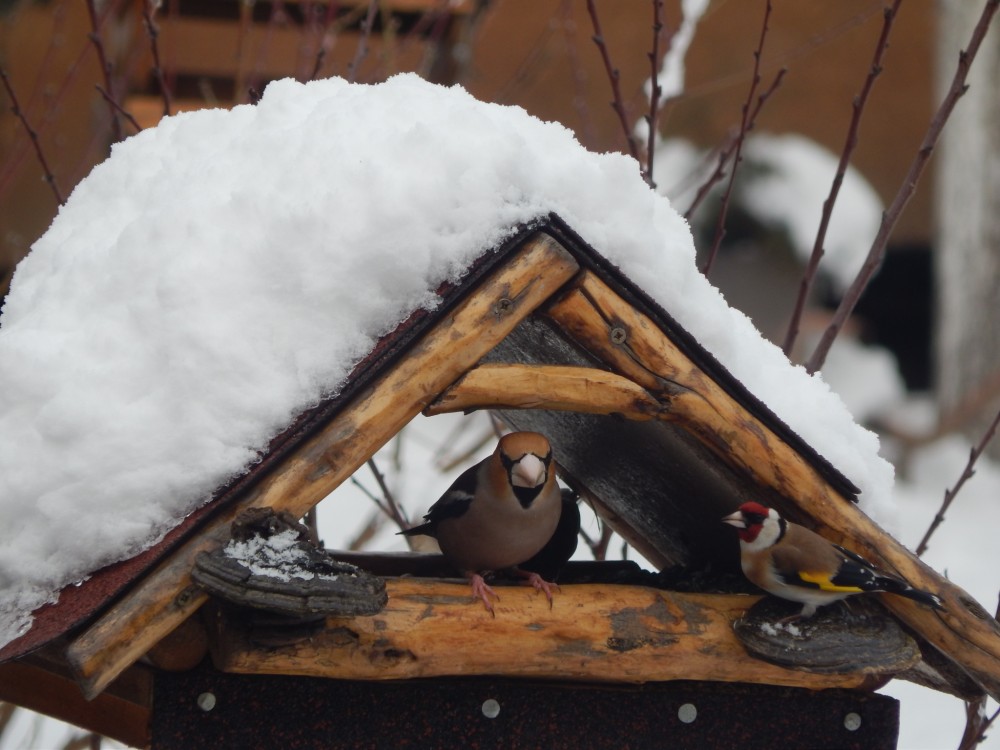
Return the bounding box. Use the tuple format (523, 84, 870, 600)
(511, 453, 546, 489)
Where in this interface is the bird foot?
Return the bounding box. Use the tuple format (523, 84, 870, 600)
(470, 573, 500, 617)
(514, 569, 560, 609)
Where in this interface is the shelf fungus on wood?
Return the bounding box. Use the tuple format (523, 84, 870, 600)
(733, 597, 921, 675)
(191, 508, 388, 621)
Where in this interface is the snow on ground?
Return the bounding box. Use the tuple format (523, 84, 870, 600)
(0, 74, 895, 651)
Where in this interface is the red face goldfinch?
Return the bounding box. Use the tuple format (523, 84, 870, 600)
(400, 431, 563, 615)
(722, 501, 943, 619)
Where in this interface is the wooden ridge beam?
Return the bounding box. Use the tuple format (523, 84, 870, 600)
(209, 578, 887, 691)
(65, 235, 579, 700)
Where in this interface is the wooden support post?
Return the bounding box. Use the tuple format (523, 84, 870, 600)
(65, 235, 579, 699)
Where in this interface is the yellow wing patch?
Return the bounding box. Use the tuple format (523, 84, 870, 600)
(798, 571, 864, 593)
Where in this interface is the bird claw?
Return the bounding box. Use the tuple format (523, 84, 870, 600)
(518, 570, 560, 609)
(470, 573, 500, 616)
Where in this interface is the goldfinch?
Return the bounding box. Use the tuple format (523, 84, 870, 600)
(722, 501, 943, 619)
(400, 431, 563, 614)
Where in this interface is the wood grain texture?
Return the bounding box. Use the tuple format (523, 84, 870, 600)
(545, 270, 1000, 699)
(210, 578, 880, 691)
(425, 363, 664, 418)
(65, 236, 579, 699)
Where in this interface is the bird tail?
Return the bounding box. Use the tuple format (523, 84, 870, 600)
(877, 576, 944, 610)
(397, 523, 433, 537)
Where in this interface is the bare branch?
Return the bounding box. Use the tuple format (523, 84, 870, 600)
(805, 0, 1000, 374)
(701, 0, 774, 277)
(0, 69, 64, 205)
(95, 84, 141, 133)
(684, 68, 785, 220)
(85, 0, 122, 142)
(782, 1, 902, 356)
(957, 694, 1000, 750)
(142, 0, 172, 119)
(348, 0, 380, 83)
(643, 0, 666, 187)
(585, 0, 641, 165)
(367, 457, 410, 532)
(916, 407, 1000, 557)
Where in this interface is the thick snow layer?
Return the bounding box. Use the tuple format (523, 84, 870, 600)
(0, 74, 893, 650)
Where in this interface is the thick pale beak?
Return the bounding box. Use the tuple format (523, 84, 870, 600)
(721, 511, 746, 529)
(511, 454, 545, 489)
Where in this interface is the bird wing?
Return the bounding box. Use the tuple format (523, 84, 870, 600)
(420, 460, 481, 524)
(518, 488, 580, 580)
(770, 539, 869, 594)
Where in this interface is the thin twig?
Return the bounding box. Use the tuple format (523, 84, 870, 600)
(643, 0, 666, 187)
(142, 0, 172, 119)
(958, 695, 1000, 750)
(348, 0, 380, 83)
(585, 0, 641, 164)
(782, 1, 902, 357)
(367, 457, 410, 531)
(84, 0, 122, 142)
(701, 0, 774, 277)
(805, 0, 1000, 374)
(95, 84, 141, 132)
(916, 407, 1000, 557)
(0, 69, 64, 205)
(684, 67, 785, 220)
(557, 0, 597, 147)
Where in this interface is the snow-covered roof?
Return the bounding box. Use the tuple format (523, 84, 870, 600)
(0, 73, 893, 654)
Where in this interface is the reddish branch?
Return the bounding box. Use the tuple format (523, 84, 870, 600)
(348, 0, 380, 83)
(701, 0, 774, 276)
(915, 407, 1000, 557)
(684, 68, 785, 221)
(585, 0, 641, 165)
(0, 69, 64, 206)
(805, 0, 1000, 374)
(142, 1, 172, 119)
(96, 84, 141, 132)
(643, 0, 666, 187)
(782, 1, 902, 357)
(85, 0, 123, 142)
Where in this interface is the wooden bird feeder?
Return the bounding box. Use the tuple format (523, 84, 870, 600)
(2, 216, 998, 749)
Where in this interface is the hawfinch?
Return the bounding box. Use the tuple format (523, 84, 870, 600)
(401, 431, 564, 614)
(723, 501, 943, 619)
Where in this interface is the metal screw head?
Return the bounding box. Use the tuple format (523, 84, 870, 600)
(844, 712, 862, 731)
(677, 703, 697, 724)
(610, 326, 627, 345)
(481, 698, 500, 719)
(197, 692, 216, 712)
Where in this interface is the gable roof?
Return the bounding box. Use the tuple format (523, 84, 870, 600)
(2, 217, 999, 708)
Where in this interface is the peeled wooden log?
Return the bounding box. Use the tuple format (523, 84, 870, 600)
(210, 578, 894, 691)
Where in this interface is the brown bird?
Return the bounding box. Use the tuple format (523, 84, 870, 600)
(723, 501, 943, 619)
(400, 431, 563, 614)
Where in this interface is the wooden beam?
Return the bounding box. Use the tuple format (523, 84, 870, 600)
(65, 235, 579, 699)
(209, 578, 888, 690)
(545, 270, 1000, 699)
(424, 363, 663, 418)
(0, 658, 151, 749)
